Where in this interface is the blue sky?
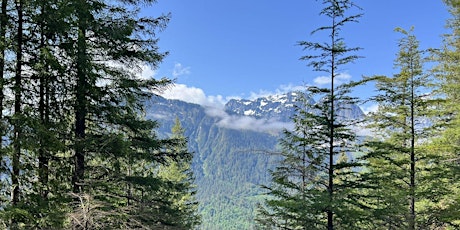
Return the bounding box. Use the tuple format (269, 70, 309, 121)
(143, 0, 450, 112)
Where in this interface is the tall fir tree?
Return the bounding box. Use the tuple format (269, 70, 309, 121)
(256, 1, 365, 229)
(61, 0, 180, 228)
(0, 0, 195, 228)
(360, 28, 454, 229)
(0, 0, 7, 219)
(427, 0, 460, 227)
(0, 0, 7, 182)
(157, 117, 201, 229)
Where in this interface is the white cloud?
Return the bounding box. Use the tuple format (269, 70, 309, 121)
(95, 62, 156, 86)
(248, 83, 306, 100)
(361, 103, 379, 115)
(172, 63, 191, 78)
(249, 89, 274, 100)
(139, 64, 157, 80)
(161, 84, 292, 133)
(278, 83, 306, 93)
(162, 84, 225, 108)
(217, 115, 293, 133)
(313, 73, 352, 86)
(313, 76, 331, 85)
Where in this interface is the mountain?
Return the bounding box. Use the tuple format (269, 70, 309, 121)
(224, 92, 309, 122)
(146, 92, 364, 230)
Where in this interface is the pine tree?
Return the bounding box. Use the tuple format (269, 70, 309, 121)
(25, 0, 73, 227)
(0, 1, 7, 221)
(360, 28, 447, 229)
(257, 1, 365, 229)
(427, 0, 460, 227)
(1, 0, 75, 227)
(0, 0, 6, 160)
(256, 93, 334, 230)
(67, 0, 171, 194)
(0, 0, 180, 228)
(157, 117, 201, 229)
(62, 0, 175, 228)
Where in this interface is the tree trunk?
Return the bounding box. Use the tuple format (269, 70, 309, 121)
(12, 0, 23, 207)
(72, 0, 88, 194)
(327, 14, 337, 230)
(0, 0, 7, 132)
(409, 53, 416, 230)
(38, 0, 49, 200)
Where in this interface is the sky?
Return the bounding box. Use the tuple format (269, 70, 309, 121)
(141, 0, 451, 113)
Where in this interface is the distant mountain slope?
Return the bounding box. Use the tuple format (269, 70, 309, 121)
(146, 92, 364, 230)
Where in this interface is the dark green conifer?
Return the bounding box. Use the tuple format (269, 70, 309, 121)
(257, 1, 365, 229)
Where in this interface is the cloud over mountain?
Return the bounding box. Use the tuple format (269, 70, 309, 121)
(161, 84, 293, 133)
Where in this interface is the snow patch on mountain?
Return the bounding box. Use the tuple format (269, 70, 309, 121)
(244, 110, 256, 116)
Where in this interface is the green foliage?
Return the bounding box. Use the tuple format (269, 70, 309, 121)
(257, 1, 365, 228)
(0, 0, 200, 229)
(257, 91, 366, 230)
(148, 97, 278, 229)
(425, 0, 460, 227)
(360, 27, 460, 229)
(196, 127, 278, 230)
(157, 118, 201, 228)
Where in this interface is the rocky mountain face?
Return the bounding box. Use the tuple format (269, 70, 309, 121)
(224, 92, 308, 122)
(146, 92, 364, 230)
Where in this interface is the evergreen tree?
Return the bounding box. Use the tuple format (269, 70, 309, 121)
(0, 0, 7, 172)
(360, 28, 450, 229)
(427, 0, 460, 227)
(24, 0, 72, 227)
(257, 1, 365, 229)
(61, 0, 177, 228)
(0, 0, 187, 228)
(157, 117, 201, 229)
(0, 0, 7, 222)
(0, 0, 77, 227)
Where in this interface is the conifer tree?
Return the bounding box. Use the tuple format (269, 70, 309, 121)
(62, 0, 176, 228)
(0, 0, 6, 158)
(67, 0, 172, 195)
(427, 0, 460, 227)
(360, 28, 446, 229)
(157, 117, 201, 229)
(1, 0, 76, 227)
(25, 0, 73, 226)
(257, 1, 365, 229)
(0, 0, 183, 228)
(0, 0, 7, 217)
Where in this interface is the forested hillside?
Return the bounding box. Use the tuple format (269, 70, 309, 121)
(149, 96, 279, 229)
(0, 0, 459, 229)
(149, 94, 364, 229)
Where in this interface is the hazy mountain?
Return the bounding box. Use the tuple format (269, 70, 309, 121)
(146, 92, 364, 230)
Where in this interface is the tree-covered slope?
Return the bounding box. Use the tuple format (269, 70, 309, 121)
(147, 93, 364, 229)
